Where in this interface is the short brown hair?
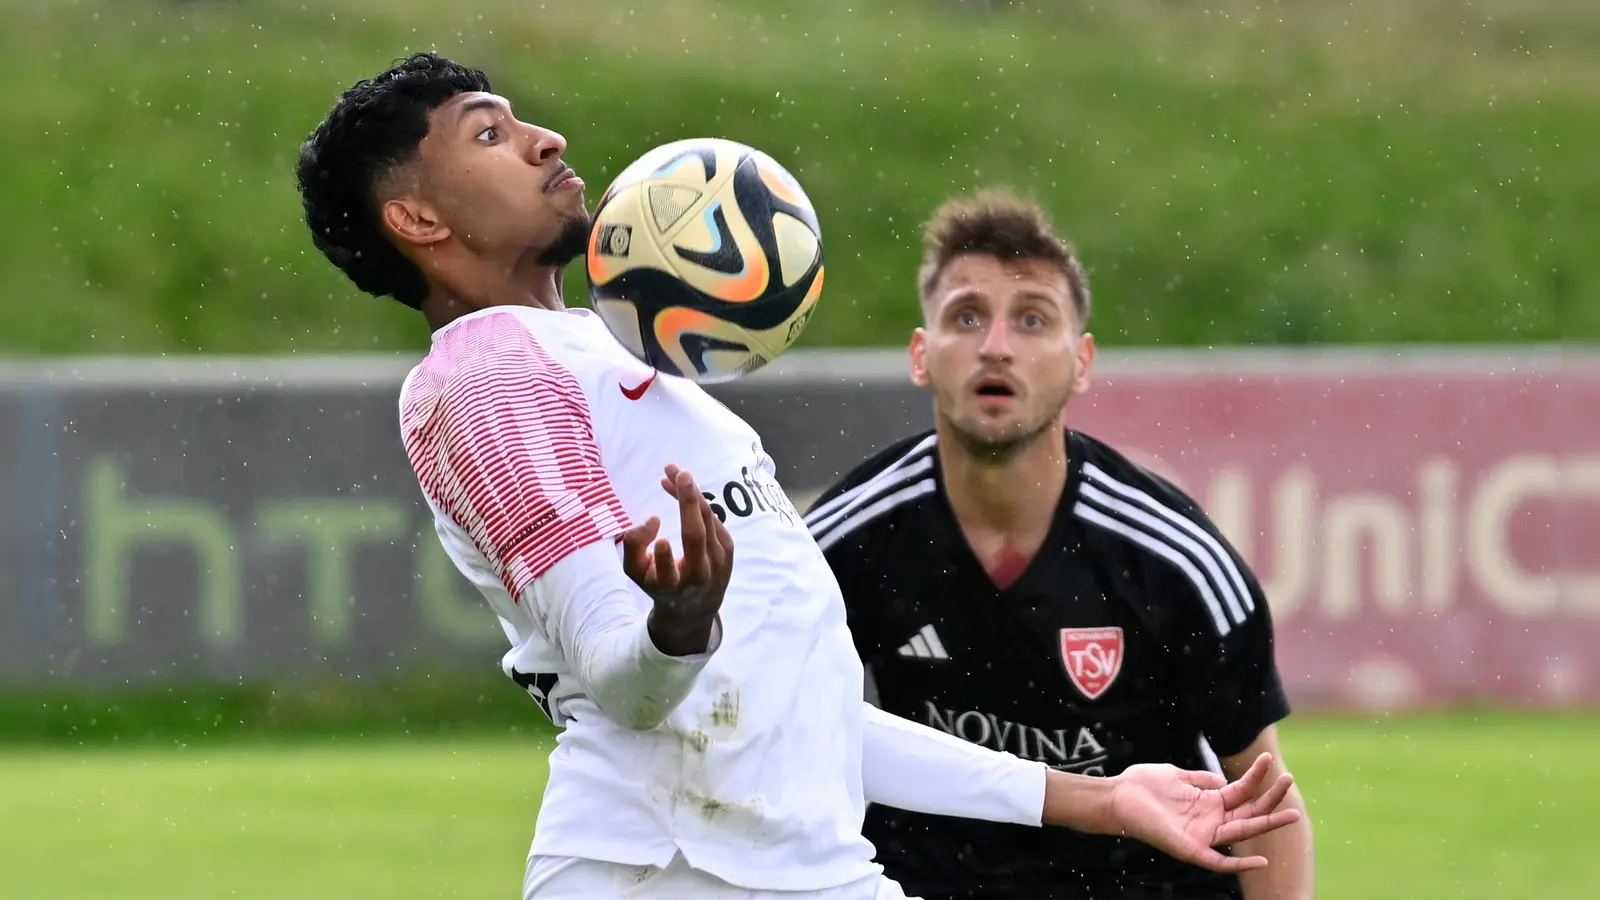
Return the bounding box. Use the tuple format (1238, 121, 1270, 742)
(916, 188, 1091, 327)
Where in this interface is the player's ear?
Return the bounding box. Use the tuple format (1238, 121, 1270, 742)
(908, 328, 931, 389)
(1071, 331, 1096, 396)
(381, 196, 452, 247)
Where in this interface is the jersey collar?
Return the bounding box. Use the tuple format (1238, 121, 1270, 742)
(429, 304, 594, 344)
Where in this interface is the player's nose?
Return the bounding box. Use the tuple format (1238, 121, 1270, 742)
(524, 125, 567, 165)
(978, 320, 1014, 360)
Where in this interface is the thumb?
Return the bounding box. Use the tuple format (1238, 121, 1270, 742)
(1180, 769, 1227, 791)
(622, 516, 661, 577)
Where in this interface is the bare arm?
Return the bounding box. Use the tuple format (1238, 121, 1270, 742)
(1221, 727, 1314, 900)
(859, 704, 1301, 874)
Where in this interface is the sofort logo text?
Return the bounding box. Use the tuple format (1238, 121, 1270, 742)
(699, 456, 802, 528)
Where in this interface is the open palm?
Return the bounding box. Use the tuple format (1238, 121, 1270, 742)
(1108, 753, 1301, 873)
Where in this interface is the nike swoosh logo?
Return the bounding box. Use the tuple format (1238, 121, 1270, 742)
(620, 371, 657, 401)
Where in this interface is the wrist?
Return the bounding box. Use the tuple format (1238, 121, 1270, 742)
(647, 608, 717, 657)
(1041, 769, 1118, 834)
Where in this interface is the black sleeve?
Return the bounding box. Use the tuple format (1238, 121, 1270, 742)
(1096, 458, 1292, 759)
(802, 430, 936, 671)
(1165, 520, 1292, 759)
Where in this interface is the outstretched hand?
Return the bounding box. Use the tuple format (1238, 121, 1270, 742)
(1106, 753, 1301, 873)
(620, 464, 734, 656)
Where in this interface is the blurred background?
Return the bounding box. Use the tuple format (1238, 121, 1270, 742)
(2, 0, 1595, 897)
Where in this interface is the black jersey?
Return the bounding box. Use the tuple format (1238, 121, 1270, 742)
(805, 428, 1291, 900)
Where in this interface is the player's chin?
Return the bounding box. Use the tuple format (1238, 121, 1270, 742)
(534, 214, 593, 267)
(952, 417, 1025, 450)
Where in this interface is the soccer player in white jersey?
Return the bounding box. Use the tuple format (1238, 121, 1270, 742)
(294, 53, 1303, 900)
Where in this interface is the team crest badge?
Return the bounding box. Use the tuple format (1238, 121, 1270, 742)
(1060, 627, 1124, 701)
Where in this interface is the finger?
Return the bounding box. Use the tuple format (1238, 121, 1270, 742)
(700, 489, 726, 565)
(660, 464, 685, 498)
(705, 511, 734, 592)
(1199, 849, 1271, 873)
(623, 515, 660, 544)
(652, 538, 678, 590)
(1235, 773, 1295, 820)
(676, 470, 710, 584)
(1168, 838, 1268, 874)
(1213, 808, 1303, 847)
(621, 517, 661, 581)
(713, 510, 735, 567)
(1219, 753, 1272, 809)
(622, 516, 661, 555)
(624, 547, 653, 584)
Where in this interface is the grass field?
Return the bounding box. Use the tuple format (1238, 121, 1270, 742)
(6, 0, 1597, 354)
(4, 712, 1596, 899)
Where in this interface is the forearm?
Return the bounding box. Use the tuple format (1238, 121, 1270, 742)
(567, 592, 719, 731)
(1220, 729, 1314, 898)
(1236, 785, 1313, 900)
(860, 703, 1046, 825)
(532, 541, 718, 730)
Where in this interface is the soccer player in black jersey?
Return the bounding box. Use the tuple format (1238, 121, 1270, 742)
(804, 190, 1315, 900)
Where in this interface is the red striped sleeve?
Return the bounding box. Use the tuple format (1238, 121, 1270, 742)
(400, 312, 632, 599)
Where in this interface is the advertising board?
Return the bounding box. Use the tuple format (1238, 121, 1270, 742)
(0, 348, 1592, 710)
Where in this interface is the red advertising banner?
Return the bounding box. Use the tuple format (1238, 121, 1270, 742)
(1065, 352, 1599, 711)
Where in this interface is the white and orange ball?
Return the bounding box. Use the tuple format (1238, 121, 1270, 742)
(585, 138, 825, 382)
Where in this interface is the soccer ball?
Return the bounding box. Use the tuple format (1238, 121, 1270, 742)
(585, 138, 825, 382)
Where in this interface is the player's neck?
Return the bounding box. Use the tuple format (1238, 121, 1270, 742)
(939, 424, 1068, 536)
(422, 260, 567, 332)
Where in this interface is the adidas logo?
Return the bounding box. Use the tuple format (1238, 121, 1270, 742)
(897, 624, 950, 661)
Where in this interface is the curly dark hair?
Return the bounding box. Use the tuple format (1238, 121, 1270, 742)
(295, 52, 492, 309)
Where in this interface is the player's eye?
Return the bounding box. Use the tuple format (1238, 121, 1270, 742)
(1019, 312, 1046, 330)
(954, 310, 982, 328)
(476, 125, 499, 142)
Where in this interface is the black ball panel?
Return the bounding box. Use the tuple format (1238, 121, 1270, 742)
(585, 139, 823, 382)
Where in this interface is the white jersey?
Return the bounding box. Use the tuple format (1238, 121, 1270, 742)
(398, 305, 880, 890)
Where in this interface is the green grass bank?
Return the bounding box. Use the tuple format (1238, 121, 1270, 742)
(6, 0, 1594, 355)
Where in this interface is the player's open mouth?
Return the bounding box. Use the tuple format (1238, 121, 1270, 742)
(973, 377, 1016, 398)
